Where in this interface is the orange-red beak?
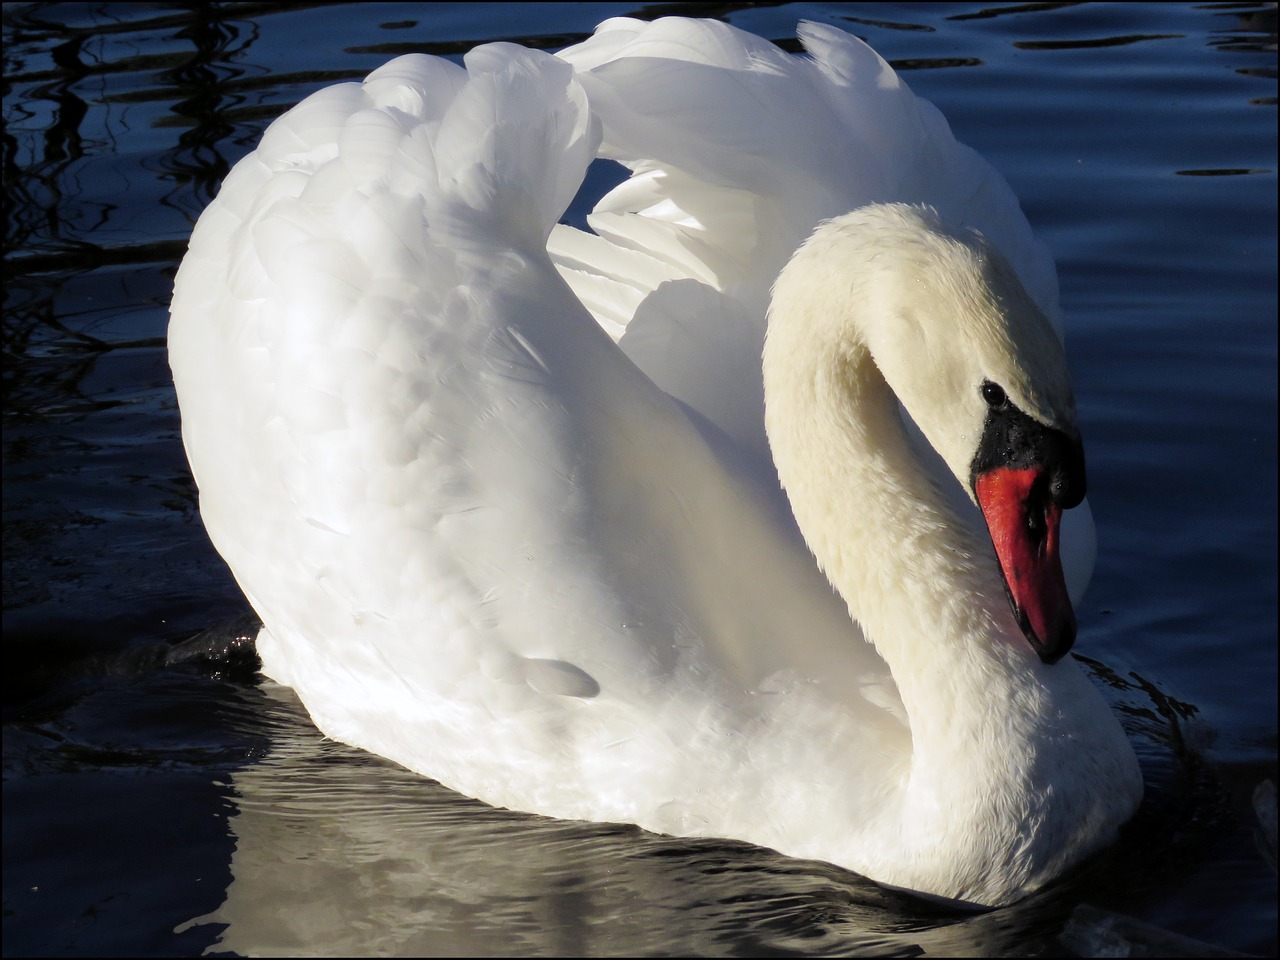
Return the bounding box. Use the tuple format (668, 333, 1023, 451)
(974, 466, 1075, 663)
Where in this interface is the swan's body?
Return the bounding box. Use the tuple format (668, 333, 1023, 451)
(169, 18, 1142, 906)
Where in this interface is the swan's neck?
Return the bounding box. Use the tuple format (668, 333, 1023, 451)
(766, 316, 1031, 739)
(763, 229, 1140, 903)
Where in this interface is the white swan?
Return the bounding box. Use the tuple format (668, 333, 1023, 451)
(168, 17, 1142, 907)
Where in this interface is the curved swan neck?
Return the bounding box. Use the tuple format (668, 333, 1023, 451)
(760, 207, 1147, 905)
(764, 214, 1025, 690)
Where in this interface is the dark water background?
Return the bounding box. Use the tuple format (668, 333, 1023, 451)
(4, 2, 1276, 956)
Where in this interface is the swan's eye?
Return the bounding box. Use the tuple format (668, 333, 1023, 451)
(981, 382, 1007, 409)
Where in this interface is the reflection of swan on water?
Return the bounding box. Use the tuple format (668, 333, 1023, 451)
(180, 681, 1153, 957)
(168, 17, 1142, 907)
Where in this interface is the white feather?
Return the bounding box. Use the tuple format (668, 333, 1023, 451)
(169, 18, 1135, 907)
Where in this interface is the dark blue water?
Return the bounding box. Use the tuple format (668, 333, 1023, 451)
(4, 2, 1275, 956)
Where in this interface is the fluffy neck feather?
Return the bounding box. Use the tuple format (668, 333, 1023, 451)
(762, 206, 1142, 905)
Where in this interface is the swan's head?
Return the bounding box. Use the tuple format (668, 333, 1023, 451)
(768, 203, 1084, 663)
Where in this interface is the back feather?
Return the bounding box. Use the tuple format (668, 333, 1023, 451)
(552, 17, 1061, 457)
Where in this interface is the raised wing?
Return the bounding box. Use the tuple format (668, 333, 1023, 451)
(552, 17, 1090, 598)
(553, 17, 1063, 459)
(169, 42, 883, 812)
